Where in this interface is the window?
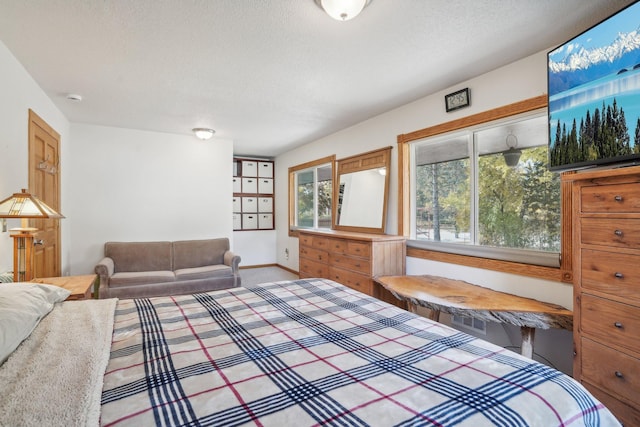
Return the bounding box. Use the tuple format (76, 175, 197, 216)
(289, 156, 334, 233)
(410, 110, 560, 266)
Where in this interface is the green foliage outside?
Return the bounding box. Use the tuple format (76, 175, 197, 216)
(297, 171, 332, 228)
(416, 146, 560, 252)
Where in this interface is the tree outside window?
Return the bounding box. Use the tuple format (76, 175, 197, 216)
(413, 112, 560, 256)
(294, 163, 332, 229)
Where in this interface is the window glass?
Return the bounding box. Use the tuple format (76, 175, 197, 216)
(415, 137, 470, 243)
(412, 111, 560, 259)
(291, 160, 333, 230)
(296, 170, 314, 227)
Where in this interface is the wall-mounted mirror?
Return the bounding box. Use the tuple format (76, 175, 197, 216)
(333, 146, 391, 234)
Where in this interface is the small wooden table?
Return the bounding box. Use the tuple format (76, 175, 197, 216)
(31, 274, 97, 300)
(375, 275, 573, 359)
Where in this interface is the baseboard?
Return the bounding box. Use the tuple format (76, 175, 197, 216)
(239, 263, 299, 276)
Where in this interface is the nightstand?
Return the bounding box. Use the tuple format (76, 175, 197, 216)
(31, 274, 97, 300)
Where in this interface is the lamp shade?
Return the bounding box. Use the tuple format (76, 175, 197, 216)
(316, 0, 370, 21)
(0, 189, 64, 219)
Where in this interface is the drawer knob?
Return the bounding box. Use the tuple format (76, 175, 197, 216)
(615, 371, 624, 379)
(614, 229, 624, 237)
(614, 272, 624, 279)
(614, 195, 623, 202)
(614, 322, 624, 329)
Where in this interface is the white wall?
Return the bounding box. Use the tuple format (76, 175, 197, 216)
(233, 230, 276, 266)
(274, 50, 576, 373)
(66, 123, 234, 274)
(0, 40, 70, 274)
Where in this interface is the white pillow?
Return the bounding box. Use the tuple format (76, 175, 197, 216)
(0, 283, 70, 365)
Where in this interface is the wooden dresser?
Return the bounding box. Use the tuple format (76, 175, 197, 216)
(298, 229, 406, 308)
(564, 166, 640, 425)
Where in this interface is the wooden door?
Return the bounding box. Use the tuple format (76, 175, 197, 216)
(28, 109, 61, 278)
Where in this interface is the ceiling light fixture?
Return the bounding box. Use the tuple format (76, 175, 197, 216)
(314, 0, 371, 21)
(192, 128, 215, 140)
(66, 94, 82, 102)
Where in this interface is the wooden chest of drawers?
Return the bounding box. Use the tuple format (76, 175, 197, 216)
(298, 229, 406, 308)
(564, 167, 640, 425)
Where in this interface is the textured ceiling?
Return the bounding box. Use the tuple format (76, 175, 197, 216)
(0, 0, 635, 157)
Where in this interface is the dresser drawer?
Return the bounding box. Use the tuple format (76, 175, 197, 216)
(581, 338, 640, 408)
(299, 258, 329, 278)
(312, 237, 334, 251)
(346, 241, 370, 257)
(582, 249, 640, 302)
(582, 183, 640, 213)
(581, 294, 640, 354)
(587, 383, 640, 427)
(299, 246, 328, 263)
(581, 218, 640, 249)
(299, 233, 313, 247)
(329, 267, 373, 295)
(329, 253, 371, 275)
(326, 239, 347, 253)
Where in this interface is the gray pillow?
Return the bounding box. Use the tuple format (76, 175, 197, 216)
(0, 283, 70, 365)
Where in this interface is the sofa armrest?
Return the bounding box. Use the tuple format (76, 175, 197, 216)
(223, 251, 241, 273)
(95, 257, 114, 299)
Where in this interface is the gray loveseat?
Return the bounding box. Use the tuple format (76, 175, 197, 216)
(95, 238, 241, 299)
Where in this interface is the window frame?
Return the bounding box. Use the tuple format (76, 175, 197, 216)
(288, 155, 335, 237)
(397, 95, 572, 282)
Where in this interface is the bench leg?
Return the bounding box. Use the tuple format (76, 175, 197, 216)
(521, 326, 535, 359)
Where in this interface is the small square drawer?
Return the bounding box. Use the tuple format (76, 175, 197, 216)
(258, 214, 273, 229)
(258, 161, 273, 178)
(242, 197, 258, 212)
(242, 178, 258, 193)
(232, 177, 241, 193)
(258, 197, 273, 212)
(241, 160, 258, 177)
(232, 213, 242, 230)
(232, 197, 241, 212)
(258, 178, 273, 194)
(242, 214, 257, 229)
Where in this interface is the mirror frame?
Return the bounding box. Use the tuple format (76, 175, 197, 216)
(332, 146, 392, 234)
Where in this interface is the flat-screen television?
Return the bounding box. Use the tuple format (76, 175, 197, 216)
(548, 1, 640, 172)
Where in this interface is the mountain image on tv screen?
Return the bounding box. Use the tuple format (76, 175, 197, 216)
(548, 2, 640, 171)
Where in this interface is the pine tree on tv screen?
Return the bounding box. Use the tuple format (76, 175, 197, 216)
(548, 2, 640, 171)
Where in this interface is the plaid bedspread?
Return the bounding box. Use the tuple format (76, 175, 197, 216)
(100, 278, 619, 426)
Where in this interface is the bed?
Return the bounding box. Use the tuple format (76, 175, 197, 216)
(0, 278, 621, 426)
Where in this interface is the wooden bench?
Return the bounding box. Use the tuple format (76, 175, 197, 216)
(375, 274, 573, 359)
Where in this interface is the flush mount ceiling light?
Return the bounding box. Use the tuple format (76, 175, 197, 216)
(314, 0, 371, 21)
(66, 93, 82, 102)
(192, 128, 215, 140)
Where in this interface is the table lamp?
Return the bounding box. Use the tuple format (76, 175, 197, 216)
(0, 189, 64, 281)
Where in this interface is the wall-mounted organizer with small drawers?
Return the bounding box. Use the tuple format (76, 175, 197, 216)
(233, 158, 274, 231)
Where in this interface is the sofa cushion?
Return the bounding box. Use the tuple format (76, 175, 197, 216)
(174, 265, 232, 281)
(173, 238, 229, 270)
(105, 241, 172, 272)
(110, 271, 175, 288)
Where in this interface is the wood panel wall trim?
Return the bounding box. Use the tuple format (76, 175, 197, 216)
(407, 247, 562, 282)
(397, 95, 547, 144)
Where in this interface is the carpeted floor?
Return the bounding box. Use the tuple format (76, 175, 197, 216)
(240, 266, 298, 287)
